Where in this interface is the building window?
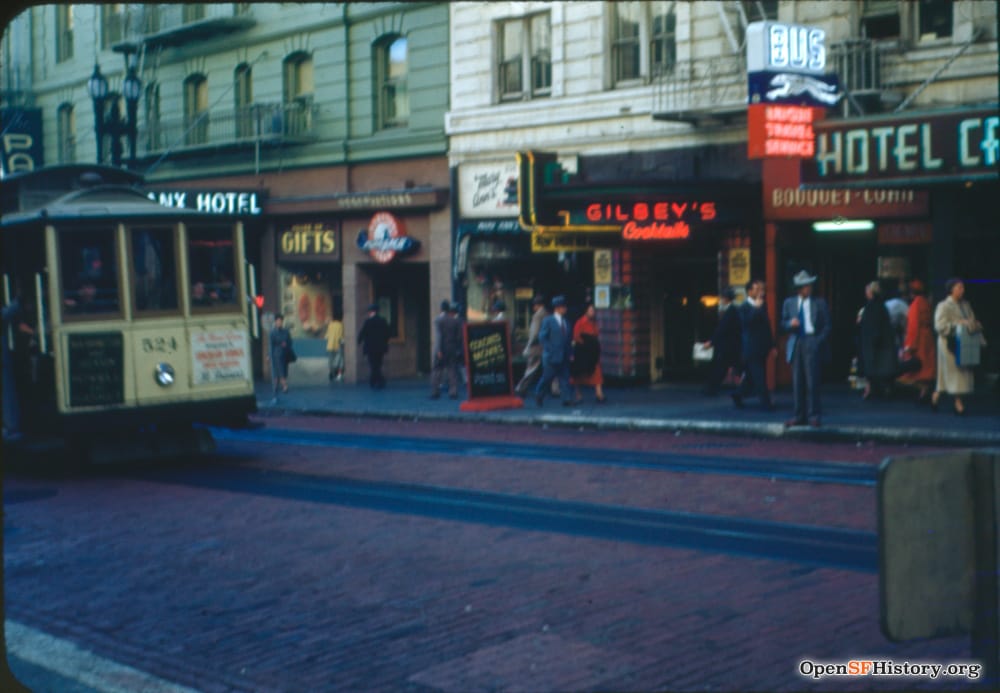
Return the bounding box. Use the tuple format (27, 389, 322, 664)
(283, 53, 314, 136)
(57, 103, 75, 163)
(101, 4, 124, 50)
(145, 82, 162, 151)
(861, 0, 901, 40)
(613, 2, 677, 85)
(234, 63, 254, 139)
(612, 3, 642, 84)
(183, 4, 206, 24)
(741, 0, 778, 22)
(918, 0, 952, 39)
(497, 13, 551, 101)
(651, 3, 676, 77)
(375, 35, 409, 129)
(184, 74, 209, 146)
(56, 5, 74, 62)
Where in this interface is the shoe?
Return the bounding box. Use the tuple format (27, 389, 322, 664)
(429, 394, 440, 400)
(731, 393, 744, 409)
(761, 402, 776, 412)
(562, 400, 575, 407)
(784, 418, 805, 428)
(535, 394, 544, 407)
(809, 418, 821, 428)
(954, 403, 966, 416)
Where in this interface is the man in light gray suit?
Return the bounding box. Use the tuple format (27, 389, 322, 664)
(781, 270, 831, 428)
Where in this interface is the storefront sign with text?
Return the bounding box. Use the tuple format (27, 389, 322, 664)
(149, 190, 264, 215)
(585, 201, 717, 241)
(802, 108, 999, 185)
(748, 105, 824, 159)
(278, 222, 341, 263)
(357, 211, 420, 263)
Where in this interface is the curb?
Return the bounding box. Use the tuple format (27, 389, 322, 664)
(253, 402, 1000, 447)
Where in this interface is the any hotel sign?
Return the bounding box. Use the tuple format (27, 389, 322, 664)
(802, 108, 1000, 186)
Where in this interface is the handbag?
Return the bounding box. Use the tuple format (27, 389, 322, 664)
(285, 347, 298, 364)
(897, 355, 921, 375)
(955, 324, 982, 367)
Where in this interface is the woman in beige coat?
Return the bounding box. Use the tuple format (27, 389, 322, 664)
(931, 278, 985, 415)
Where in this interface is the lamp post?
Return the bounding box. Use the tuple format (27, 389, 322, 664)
(86, 62, 142, 167)
(122, 66, 142, 165)
(86, 64, 108, 164)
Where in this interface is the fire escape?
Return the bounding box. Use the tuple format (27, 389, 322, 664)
(111, 4, 320, 161)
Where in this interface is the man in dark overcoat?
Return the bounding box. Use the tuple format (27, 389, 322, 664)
(733, 279, 775, 411)
(357, 303, 391, 389)
(430, 300, 463, 399)
(781, 270, 831, 427)
(534, 295, 574, 407)
(702, 287, 742, 395)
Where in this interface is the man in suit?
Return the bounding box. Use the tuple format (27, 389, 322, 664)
(781, 270, 831, 427)
(515, 294, 548, 397)
(534, 295, 574, 407)
(430, 300, 463, 399)
(732, 279, 775, 411)
(357, 303, 391, 389)
(702, 287, 742, 396)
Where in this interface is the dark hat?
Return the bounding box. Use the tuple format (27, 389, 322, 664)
(492, 299, 506, 312)
(532, 294, 546, 306)
(367, 303, 379, 312)
(551, 295, 567, 307)
(449, 301, 461, 313)
(721, 287, 736, 301)
(440, 299, 452, 311)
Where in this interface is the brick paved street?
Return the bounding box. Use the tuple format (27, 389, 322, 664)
(5, 416, 983, 692)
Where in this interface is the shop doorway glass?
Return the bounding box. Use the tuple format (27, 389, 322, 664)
(652, 255, 718, 382)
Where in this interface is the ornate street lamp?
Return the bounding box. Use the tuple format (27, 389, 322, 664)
(122, 66, 142, 164)
(86, 64, 109, 164)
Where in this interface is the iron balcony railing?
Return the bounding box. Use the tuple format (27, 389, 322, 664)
(652, 56, 748, 121)
(140, 100, 319, 155)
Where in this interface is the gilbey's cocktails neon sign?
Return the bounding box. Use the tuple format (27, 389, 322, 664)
(585, 201, 718, 240)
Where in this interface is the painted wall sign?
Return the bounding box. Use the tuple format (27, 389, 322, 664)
(802, 108, 1000, 185)
(1, 107, 44, 174)
(356, 211, 420, 263)
(748, 105, 824, 159)
(68, 332, 124, 407)
(459, 161, 520, 218)
(746, 22, 827, 75)
(149, 190, 264, 215)
(191, 329, 251, 385)
(763, 158, 929, 220)
(277, 222, 341, 263)
(728, 248, 751, 287)
(878, 222, 933, 245)
(593, 250, 613, 285)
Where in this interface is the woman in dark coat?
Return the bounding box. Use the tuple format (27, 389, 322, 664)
(269, 314, 293, 396)
(858, 281, 898, 399)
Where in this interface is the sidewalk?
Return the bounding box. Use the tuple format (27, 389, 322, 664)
(255, 376, 1000, 447)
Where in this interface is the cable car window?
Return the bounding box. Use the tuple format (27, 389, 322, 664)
(187, 226, 237, 310)
(59, 229, 121, 317)
(131, 227, 178, 313)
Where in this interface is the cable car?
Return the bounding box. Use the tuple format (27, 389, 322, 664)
(2, 165, 259, 462)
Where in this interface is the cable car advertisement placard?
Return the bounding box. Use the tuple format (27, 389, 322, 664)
(68, 332, 124, 407)
(190, 329, 251, 385)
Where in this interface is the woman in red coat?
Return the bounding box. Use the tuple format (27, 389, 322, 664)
(571, 303, 607, 403)
(897, 279, 936, 402)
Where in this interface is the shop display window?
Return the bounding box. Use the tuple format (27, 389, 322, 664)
(279, 267, 341, 340)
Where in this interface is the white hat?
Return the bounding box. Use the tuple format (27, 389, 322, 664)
(793, 270, 818, 287)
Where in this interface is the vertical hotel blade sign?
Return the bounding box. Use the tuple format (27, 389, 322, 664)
(745, 22, 841, 160)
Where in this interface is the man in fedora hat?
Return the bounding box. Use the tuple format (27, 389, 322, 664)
(781, 270, 831, 427)
(358, 303, 391, 389)
(534, 295, 574, 407)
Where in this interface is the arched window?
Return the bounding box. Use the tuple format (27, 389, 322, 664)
(145, 82, 161, 151)
(57, 103, 75, 163)
(375, 35, 409, 129)
(234, 63, 254, 138)
(184, 74, 209, 146)
(282, 52, 314, 135)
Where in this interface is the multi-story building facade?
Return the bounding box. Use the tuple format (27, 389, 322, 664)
(1, 3, 451, 384)
(446, 0, 998, 388)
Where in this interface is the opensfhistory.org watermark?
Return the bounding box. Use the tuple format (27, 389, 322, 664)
(798, 659, 982, 681)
